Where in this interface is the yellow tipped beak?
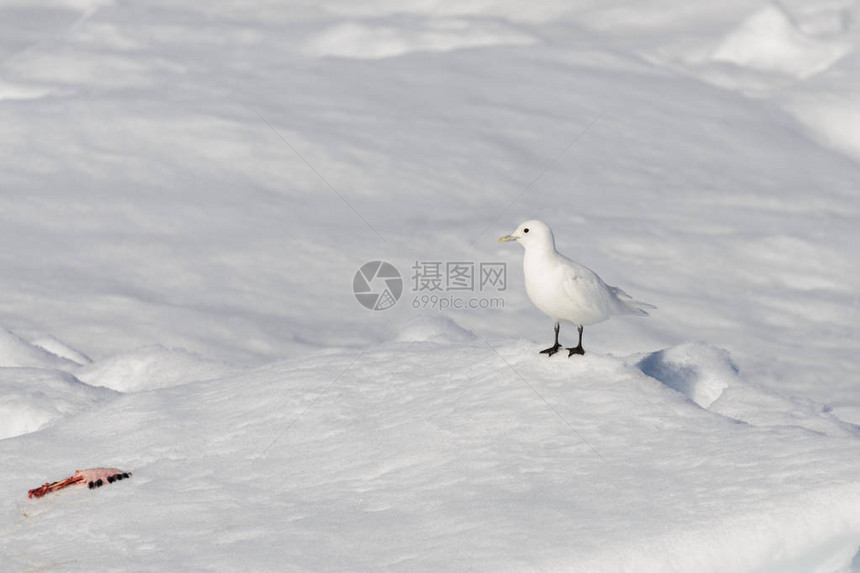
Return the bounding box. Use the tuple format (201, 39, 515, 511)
(498, 235, 518, 242)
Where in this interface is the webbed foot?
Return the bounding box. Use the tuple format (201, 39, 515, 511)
(540, 344, 561, 357)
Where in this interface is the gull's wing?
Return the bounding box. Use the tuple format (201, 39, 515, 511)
(559, 255, 653, 318)
(557, 257, 624, 322)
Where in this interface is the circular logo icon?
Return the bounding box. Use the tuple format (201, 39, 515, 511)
(353, 261, 403, 311)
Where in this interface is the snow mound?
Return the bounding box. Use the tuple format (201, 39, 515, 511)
(0, 368, 116, 440)
(77, 345, 238, 392)
(0, 81, 52, 102)
(785, 90, 860, 163)
(0, 328, 80, 370)
(30, 335, 92, 366)
(392, 314, 478, 344)
(637, 342, 735, 408)
(711, 4, 850, 79)
(305, 18, 537, 59)
(638, 343, 857, 438)
(4, 340, 860, 571)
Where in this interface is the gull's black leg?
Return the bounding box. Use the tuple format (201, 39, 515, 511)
(540, 322, 562, 357)
(567, 325, 585, 356)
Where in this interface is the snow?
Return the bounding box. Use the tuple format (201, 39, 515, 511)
(305, 19, 538, 59)
(0, 328, 79, 370)
(3, 331, 860, 571)
(710, 4, 851, 79)
(2, 0, 860, 570)
(0, 368, 115, 441)
(638, 342, 858, 438)
(30, 335, 92, 366)
(77, 345, 239, 392)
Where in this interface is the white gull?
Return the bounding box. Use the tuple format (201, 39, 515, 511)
(500, 219, 654, 356)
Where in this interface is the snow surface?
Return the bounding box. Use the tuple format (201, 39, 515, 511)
(76, 345, 239, 392)
(3, 320, 860, 571)
(2, 0, 860, 571)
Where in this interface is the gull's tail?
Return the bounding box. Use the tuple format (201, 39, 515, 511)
(610, 286, 655, 316)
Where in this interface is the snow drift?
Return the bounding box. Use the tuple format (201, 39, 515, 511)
(2, 320, 859, 572)
(0, 368, 115, 440)
(2, 0, 860, 570)
(77, 345, 238, 392)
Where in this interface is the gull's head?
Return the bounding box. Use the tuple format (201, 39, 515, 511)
(498, 220, 555, 251)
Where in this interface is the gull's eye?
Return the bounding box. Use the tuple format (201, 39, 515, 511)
(523, 228, 529, 233)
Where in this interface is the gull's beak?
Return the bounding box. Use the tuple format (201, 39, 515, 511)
(498, 234, 518, 243)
